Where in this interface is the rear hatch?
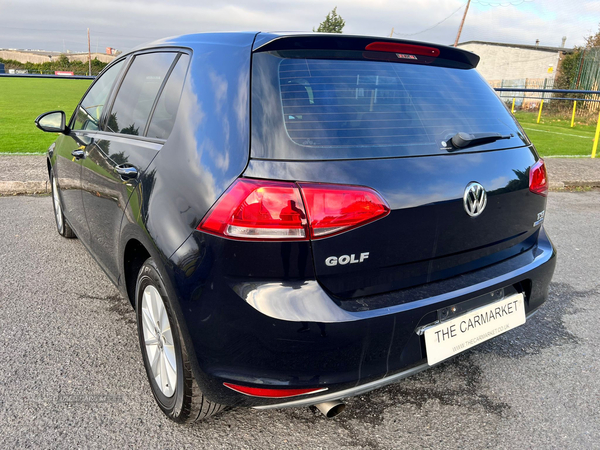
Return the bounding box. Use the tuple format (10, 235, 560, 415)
(248, 35, 547, 299)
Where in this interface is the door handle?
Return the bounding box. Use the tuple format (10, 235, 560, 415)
(115, 165, 138, 180)
(71, 149, 85, 159)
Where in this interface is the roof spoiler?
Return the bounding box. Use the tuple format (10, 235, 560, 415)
(252, 33, 480, 68)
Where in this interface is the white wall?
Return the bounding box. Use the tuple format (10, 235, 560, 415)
(457, 43, 561, 82)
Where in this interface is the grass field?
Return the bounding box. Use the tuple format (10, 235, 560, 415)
(0, 78, 91, 154)
(0, 78, 597, 157)
(513, 111, 597, 157)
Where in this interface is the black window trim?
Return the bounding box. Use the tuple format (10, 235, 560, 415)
(99, 46, 192, 143)
(89, 130, 166, 149)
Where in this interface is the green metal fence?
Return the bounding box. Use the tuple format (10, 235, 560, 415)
(570, 48, 600, 111)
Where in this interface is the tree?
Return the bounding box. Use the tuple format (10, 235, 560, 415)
(0, 55, 108, 75)
(554, 50, 582, 89)
(57, 54, 70, 69)
(313, 7, 345, 33)
(554, 22, 600, 90)
(584, 23, 600, 48)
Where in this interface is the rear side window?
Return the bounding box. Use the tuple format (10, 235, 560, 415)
(146, 54, 189, 140)
(105, 52, 177, 136)
(251, 51, 528, 160)
(72, 59, 124, 131)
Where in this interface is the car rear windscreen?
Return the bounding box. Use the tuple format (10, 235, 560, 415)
(251, 51, 528, 160)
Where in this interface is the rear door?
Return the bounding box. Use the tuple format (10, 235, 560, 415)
(249, 41, 546, 300)
(81, 51, 189, 281)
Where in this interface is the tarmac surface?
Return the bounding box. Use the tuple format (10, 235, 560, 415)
(0, 191, 598, 448)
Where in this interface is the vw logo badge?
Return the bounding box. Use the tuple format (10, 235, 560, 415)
(463, 182, 487, 217)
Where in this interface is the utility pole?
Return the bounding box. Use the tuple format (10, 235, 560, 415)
(87, 28, 92, 76)
(453, 0, 471, 47)
(390, 27, 394, 38)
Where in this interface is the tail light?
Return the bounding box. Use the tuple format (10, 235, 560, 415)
(529, 159, 548, 197)
(223, 382, 327, 398)
(299, 183, 390, 239)
(197, 179, 390, 241)
(198, 179, 307, 240)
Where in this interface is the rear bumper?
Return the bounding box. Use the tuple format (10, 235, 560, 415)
(255, 363, 430, 409)
(167, 226, 556, 408)
(254, 307, 541, 410)
(235, 227, 555, 323)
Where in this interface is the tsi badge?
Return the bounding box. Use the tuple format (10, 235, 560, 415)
(326, 252, 369, 267)
(534, 210, 545, 227)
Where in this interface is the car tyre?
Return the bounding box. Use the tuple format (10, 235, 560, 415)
(50, 171, 76, 238)
(135, 257, 226, 422)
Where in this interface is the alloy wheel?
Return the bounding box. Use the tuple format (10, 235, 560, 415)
(141, 285, 177, 397)
(52, 176, 63, 232)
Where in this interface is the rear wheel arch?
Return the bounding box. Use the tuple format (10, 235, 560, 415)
(135, 256, 226, 422)
(120, 230, 207, 397)
(123, 239, 151, 308)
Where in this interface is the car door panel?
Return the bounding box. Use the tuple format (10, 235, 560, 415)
(78, 51, 188, 282)
(81, 134, 159, 280)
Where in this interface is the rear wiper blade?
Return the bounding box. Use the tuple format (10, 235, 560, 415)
(444, 132, 513, 151)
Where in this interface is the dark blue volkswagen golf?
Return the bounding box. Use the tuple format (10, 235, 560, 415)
(35, 32, 556, 421)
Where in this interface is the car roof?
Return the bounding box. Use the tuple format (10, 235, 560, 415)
(130, 32, 479, 68)
(134, 31, 259, 50)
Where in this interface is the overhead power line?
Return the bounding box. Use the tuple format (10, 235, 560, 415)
(393, 3, 466, 37)
(473, 0, 534, 7)
(392, 0, 536, 41)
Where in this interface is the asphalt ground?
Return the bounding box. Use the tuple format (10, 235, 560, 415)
(0, 192, 598, 449)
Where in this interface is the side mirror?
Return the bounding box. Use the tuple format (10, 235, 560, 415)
(35, 111, 69, 134)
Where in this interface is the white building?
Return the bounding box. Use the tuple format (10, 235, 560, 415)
(457, 40, 574, 84)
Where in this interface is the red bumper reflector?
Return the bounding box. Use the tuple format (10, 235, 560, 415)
(365, 42, 440, 57)
(223, 383, 328, 398)
(529, 159, 548, 197)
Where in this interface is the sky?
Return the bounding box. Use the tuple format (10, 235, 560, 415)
(0, 0, 598, 54)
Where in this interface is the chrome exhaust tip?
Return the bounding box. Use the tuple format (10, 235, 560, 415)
(314, 401, 346, 418)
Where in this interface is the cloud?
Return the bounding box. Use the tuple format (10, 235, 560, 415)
(0, 0, 597, 53)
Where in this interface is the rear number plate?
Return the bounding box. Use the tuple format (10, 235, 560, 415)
(424, 293, 526, 366)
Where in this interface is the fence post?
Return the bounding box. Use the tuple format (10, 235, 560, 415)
(571, 101, 577, 128)
(542, 78, 547, 100)
(592, 108, 600, 158)
(511, 98, 515, 113)
(537, 100, 544, 124)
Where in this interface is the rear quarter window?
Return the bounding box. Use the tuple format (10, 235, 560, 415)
(251, 51, 529, 160)
(146, 54, 190, 140)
